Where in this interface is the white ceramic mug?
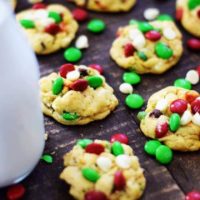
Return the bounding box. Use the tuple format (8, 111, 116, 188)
(0, 1, 45, 187)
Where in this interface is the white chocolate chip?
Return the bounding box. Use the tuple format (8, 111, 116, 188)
(36, 18, 55, 29)
(129, 29, 146, 49)
(75, 35, 89, 49)
(163, 28, 177, 40)
(28, 0, 43, 4)
(144, 8, 160, 21)
(116, 155, 131, 169)
(192, 113, 200, 126)
(96, 156, 112, 171)
(78, 65, 88, 70)
(181, 110, 192, 125)
(66, 70, 80, 81)
(34, 10, 48, 20)
(119, 83, 133, 94)
(155, 99, 168, 112)
(129, 29, 141, 39)
(185, 70, 199, 85)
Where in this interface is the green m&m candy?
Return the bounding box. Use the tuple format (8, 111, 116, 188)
(125, 94, 145, 109)
(123, 72, 141, 85)
(41, 154, 53, 164)
(62, 112, 79, 121)
(155, 42, 173, 59)
(82, 168, 100, 182)
(188, 0, 200, 10)
(169, 113, 181, 132)
(174, 78, 192, 90)
(137, 111, 147, 121)
(48, 11, 62, 23)
(156, 14, 173, 21)
(86, 76, 103, 89)
(111, 141, 124, 156)
(155, 145, 173, 165)
(77, 139, 93, 148)
(144, 140, 161, 156)
(64, 47, 82, 62)
(137, 51, 148, 61)
(20, 19, 35, 29)
(138, 22, 154, 33)
(87, 19, 106, 33)
(52, 77, 64, 95)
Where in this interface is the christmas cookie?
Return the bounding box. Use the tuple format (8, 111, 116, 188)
(110, 20, 183, 74)
(60, 139, 146, 200)
(140, 86, 200, 151)
(176, 0, 200, 37)
(70, 0, 136, 12)
(16, 4, 78, 54)
(39, 64, 118, 125)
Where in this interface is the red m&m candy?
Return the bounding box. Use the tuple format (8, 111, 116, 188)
(85, 143, 104, 155)
(114, 171, 126, 191)
(191, 98, 200, 114)
(72, 8, 88, 22)
(124, 43, 135, 57)
(155, 122, 168, 138)
(176, 8, 183, 21)
(185, 91, 199, 103)
(59, 64, 75, 78)
(186, 191, 200, 200)
(110, 133, 129, 144)
(170, 99, 188, 115)
(85, 190, 108, 200)
(70, 79, 88, 91)
(187, 38, 200, 50)
(32, 3, 47, 9)
(89, 64, 103, 74)
(45, 23, 61, 35)
(145, 30, 161, 41)
(7, 184, 25, 200)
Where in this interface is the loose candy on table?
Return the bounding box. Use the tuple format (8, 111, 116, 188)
(110, 133, 129, 144)
(41, 154, 53, 164)
(75, 35, 89, 49)
(125, 94, 145, 109)
(144, 8, 160, 21)
(144, 140, 161, 156)
(7, 184, 25, 200)
(72, 8, 88, 22)
(123, 72, 141, 85)
(87, 19, 106, 33)
(174, 78, 192, 90)
(187, 38, 200, 50)
(64, 47, 82, 62)
(119, 83, 133, 94)
(185, 70, 200, 85)
(155, 145, 173, 165)
(185, 191, 200, 200)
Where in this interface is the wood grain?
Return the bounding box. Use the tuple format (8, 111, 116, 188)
(0, 0, 200, 199)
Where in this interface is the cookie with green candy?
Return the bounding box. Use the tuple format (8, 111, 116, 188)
(140, 86, 200, 151)
(16, 4, 78, 54)
(110, 18, 183, 74)
(60, 138, 146, 200)
(176, 0, 200, 37)
(39, 64, 118, 125)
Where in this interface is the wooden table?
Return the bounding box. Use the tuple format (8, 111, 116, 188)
(1, 0, 200, 199)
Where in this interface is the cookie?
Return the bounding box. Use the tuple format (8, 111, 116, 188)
(140, 86, 200, 151)
(16, 4, 78, 54)
(70, 0, 136, 12)
(60, 139, 146, 200)
(176, 0, 200, 37)
(110, 19, 183, 74)
(40, 64, 118, 125)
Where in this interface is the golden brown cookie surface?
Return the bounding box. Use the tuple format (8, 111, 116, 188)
(140, 86, 200, 151)
(110, 20, 183, 74)
(40, 64, 118, 125)
(176, 0, 200, 37)
(16, 4, 78, 54)
(71, 0, 136, 12)
(60, 139, 146, 200)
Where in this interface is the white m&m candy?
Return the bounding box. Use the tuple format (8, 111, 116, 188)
(96, 156, 112, 171)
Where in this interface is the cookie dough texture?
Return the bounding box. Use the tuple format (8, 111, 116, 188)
(176, 0, 200, 37)
(140, 86, 200, 151)
(71, 0, 136, 12)
(16, 4, 78, 54)
(110, 21, 183, 74)
(60, 140, 146, 200)
(40, 65, 118, 125)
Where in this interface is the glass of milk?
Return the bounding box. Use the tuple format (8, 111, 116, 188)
(0, 1, 45, 187)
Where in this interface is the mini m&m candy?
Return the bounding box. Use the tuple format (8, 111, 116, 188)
(186, 191, 200, 200)
(155, 145, 173, 165)
(125, 94, 145, 109)
(87, 19, 106, 33)
(64, 47, 82, 62)
(7, 184, 25, 200)
(110, 133, 129, 144)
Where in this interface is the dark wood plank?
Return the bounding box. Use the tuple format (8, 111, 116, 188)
(0, 0, 200, 199)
